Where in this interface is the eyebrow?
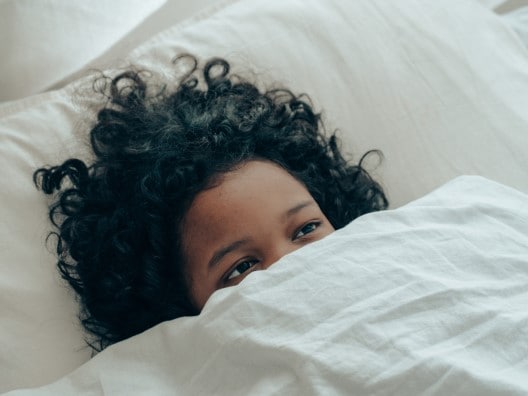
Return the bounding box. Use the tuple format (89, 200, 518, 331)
(208, 238, 251, 269)
(284, 200, 315, 219)
(207, 200, 316, 270)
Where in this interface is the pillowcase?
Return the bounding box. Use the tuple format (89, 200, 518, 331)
(1, 0, 528, 391)
(0, 0, 165, 102)
(103, 0, 528, 206)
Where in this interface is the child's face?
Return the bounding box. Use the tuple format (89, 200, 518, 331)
(181, 160, 335, 309)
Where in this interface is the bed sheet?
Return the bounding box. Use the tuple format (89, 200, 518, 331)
(5, 176, 528, 395)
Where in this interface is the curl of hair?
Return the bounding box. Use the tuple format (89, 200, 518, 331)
(34, 55, 388, 351)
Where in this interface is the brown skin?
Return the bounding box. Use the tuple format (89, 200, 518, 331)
(182, 160, 335, 309)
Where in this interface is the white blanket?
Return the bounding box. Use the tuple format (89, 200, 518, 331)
(6, 176, 528, 395)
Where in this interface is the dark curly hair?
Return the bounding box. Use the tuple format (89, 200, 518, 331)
(34, 55, 388, 351)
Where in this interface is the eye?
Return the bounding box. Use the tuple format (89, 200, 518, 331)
(293, 221, 320, 240)
(226, 259, 259, 281)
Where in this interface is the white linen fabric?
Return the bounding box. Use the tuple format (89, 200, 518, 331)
(6, 176, 528, 395)
(503, 4, 528, 47)
(2, 0, 528, 391)
(477, 0, 506, 8)
(0, 0, 165, 102)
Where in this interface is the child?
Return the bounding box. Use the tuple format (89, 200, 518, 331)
(34, 55, 388, 351)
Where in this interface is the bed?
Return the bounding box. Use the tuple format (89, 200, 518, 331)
(1, 0, 528, 394)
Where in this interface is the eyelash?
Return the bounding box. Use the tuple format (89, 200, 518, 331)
(226, 259, 259, 281)
(225, 221, 322, 282)
(293, 221, 321, 240)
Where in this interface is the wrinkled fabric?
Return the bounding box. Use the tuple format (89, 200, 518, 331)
(7, 176, 528, 395)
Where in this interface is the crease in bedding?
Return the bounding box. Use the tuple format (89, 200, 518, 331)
(6, 176, 528, 395)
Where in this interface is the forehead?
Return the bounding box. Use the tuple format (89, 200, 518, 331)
(182, 160, 313, 238)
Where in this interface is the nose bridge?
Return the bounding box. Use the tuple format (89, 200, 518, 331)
(264, 239, 297, 269)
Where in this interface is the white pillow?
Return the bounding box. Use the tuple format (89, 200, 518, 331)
(477, 0, 508, 9)
(105, 0, 528, 206)
(0, 0, 165, 102)
(1, 0, 528, 391)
